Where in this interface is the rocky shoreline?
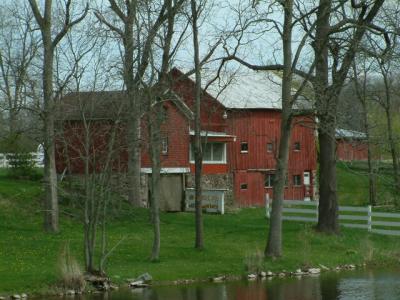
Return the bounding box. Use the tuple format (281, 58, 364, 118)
(0, 263, 366, 299)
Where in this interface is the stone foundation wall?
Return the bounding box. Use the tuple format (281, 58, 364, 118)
(185, 173, 234, 207)
(109, 173, 149, 206)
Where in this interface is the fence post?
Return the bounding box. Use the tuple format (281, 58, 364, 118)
(265, 194, 270, 218)
(367, 205, 372, 232)
(316, 201, 319, 222)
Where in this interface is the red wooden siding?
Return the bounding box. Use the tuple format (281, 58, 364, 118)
(56, 71, 318, 207)
(56, 100, 190, 174)
(171, 68, 227, 132)
(226, 110, 317, 206)
(141, 101, 190, 168)
(336, 139, 368, 161)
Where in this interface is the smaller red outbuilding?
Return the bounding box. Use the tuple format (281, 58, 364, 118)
(336, 129, 369, 161)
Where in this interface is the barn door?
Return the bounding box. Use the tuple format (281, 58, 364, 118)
(159, 174, 183, 211)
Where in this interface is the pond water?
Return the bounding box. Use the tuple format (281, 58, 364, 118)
(42, 270, 400, 300)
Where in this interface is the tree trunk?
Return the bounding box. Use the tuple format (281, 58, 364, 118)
(382, 76, 400, 198)
(127, 106, 142, 207)
(149, 108, 161, 261)
(265, 0, 293, 258)
(191, 0, 204, 250)
(123, 5, 142, 208)
(316, 121, 339, 233)
(42, 17, 59, 233)
(313, 0, 339, 234)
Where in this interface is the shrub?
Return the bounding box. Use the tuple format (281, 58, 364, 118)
(6, 152, 41, 180)
(57, 242, 86, 292)
(244, 249, 264, 274)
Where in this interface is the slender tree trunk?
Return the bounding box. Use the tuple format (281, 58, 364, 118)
(149, 110, 161, 261)
(191, 0, 204, 250)
(367, 143, 377, 206)
(127, 94, 142, 207)
(382, 75, 400, 197)
(42, 19, 59, 233)
(123, 4, 142, 207)
(358, 78, 377, 206)
(265, 0, 293, 258)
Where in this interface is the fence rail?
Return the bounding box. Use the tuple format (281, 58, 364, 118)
(265, 197, 400, 236)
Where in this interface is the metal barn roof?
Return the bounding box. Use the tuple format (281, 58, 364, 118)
(190, 65, 312, 110)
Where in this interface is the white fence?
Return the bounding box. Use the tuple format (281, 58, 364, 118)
(0, 152, 44, 168)
(266, 197, 400, 236)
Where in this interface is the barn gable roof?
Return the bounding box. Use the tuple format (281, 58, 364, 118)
(58, 90, 194, 121)
(335, 129, 367, 140)
(183, 65, 312, 111)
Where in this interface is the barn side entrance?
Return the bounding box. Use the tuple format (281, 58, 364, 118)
(158, 174, 184, 211)
(144, 168, 188, 211)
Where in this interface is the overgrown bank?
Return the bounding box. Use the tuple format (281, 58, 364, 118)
(1, 169, 400, 296)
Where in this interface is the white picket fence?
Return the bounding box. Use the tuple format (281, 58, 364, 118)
(0, 152, 44, 168)
(265, 197, 400, 236)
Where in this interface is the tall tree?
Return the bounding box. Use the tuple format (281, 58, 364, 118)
(0, 3, 38, 138)
(314, 0, 385, 233)
(95, 0, 177, 208)
(222, 0, 315, 257)
(28, 0, 88, 232)
(147, 0, 183, 261)
(190, 0, 205, 250)
(352, 62, 377, 206)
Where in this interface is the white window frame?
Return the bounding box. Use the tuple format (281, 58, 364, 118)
(190, 142, 227, 164)
(267, 142, 273, 153)
(240, 142, 249, 153)
(265, 173, 275, 188)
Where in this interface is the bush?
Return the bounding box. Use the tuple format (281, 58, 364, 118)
(6, 152, 41, 180)
(57, 242, 86, 292)
(244, 249, 264, 274)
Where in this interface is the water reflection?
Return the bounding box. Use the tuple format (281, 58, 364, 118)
(39, 270, 400, 300)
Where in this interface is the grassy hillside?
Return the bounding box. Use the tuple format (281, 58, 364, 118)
(337, 161, 397, 206)
(1, 166, 400, 295)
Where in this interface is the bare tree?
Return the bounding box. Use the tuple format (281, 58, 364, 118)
(190, 0, 205, 250)
(28, 0, 88, 232)
(313, 0, 386, 233)
(221, 0, 315, 257)
(0, 3, 39, 139)
(146, 0, 184, 261)
(95, 0, 180, 207)
(352, 61, 377, 206)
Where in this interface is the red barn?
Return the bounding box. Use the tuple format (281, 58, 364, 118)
(56, 67, 318, 209)
(171, 68, 317, 206)
(335, 129, 368, 161)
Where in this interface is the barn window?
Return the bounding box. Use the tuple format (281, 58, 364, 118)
(240, 142, 248, 153)
(293, 174, 302, 186)
(160, 105, 168, 123)
(265, 173, 275, 188)
(267, 143, 273, 153)
(161, 137, 168, 155)
(240, 183, 248, 190)
(293, 142, 301, 151)
(190, 143, 226, 163)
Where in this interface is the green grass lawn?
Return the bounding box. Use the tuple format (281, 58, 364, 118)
(1, 166, 400, 295)
(337, 161, 397, 206)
